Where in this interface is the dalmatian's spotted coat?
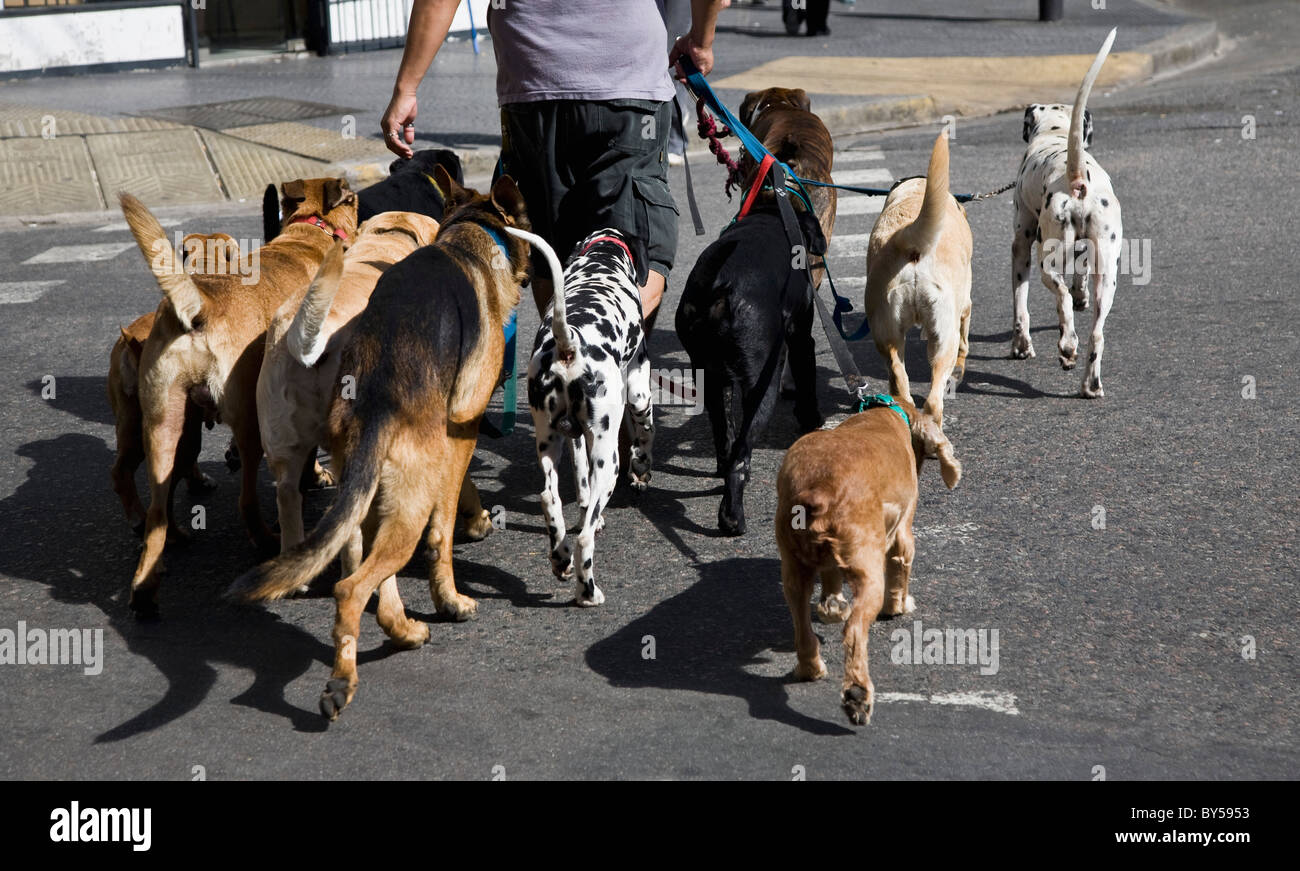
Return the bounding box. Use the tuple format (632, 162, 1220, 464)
(521, 227, 653, 607)
(1011, 27, 1123, 398)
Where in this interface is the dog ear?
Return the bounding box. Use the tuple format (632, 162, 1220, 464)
(1022, 106, 1038, 142)
(739, 91, 761, 129)
(121, 328, 144, 359)
(797, 209, 827, 257)
(433, 163, 468, 210)
(490, 175, 529, 227)
(433, 148, 465, 186)
(911, 414, 961, 490)
(1082, 108, 1094, 148)
(791, 88, 811, 112)
(324, 177, 356, 211)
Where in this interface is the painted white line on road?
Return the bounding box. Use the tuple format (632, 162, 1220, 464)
(0, 280, 66, 304)
(94, 218, 182, 233)
(876, 690, 1021, 716)
(833, 167, 894, 186)
(835, 196, 884, 216)
(23, 242, 135, 264)
(833, 148, 885, 163)
(828, 233, 871, 256)
(820, 274, 865, 292)
(913, 522, 980, 546)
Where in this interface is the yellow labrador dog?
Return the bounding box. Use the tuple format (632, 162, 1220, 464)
(864, 132, 972, 431)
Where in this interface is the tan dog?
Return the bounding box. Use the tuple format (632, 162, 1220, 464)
(865, 132, 972, 430)
(120, 178, 358, 618)
(738, 86, 836, 281)
(775, 395, 960, 725)
(106, 234, 244, 534)
(257, 210, 493, 575)
(229, 169, 529, 721)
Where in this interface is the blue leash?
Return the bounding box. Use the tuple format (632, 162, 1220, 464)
(680, 57, 869, 342)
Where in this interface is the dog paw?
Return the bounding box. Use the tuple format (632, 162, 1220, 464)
(574, 580, 605, 607)
(717, 502, 746, 537)
(842, 684, 874, 725)
(882, 593, 916, 617)
(462, 509, 493, 541)
(1080, 376, 1104, 399)
(319, 677, 355, 722)
(186, 471, 217, 495)
(817, 593, 850, 624)
(1059, 349, 1078, 370)
(391, 620, 430, 650)
(436, 593, 478, 622)
(310, 462, 335, 489)
(128, 593, 160, 622)
(1072, 295, 1090, 312)
(792, 657, 827, 682)
(550, 544, 574, 581)
(1010, 334, 1036, 359)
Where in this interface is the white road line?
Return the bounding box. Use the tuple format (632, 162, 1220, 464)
(23, 242, 136, 264)
(820, 274, 865, 292)
(876, 691, 1021, 716)
(94, 218, 182, 233)
(833, 147, 885, 163)
(835, 196, 884, 217)
(0, 280, 66, 304)
(828, 233, 871, 256)
(833, 167, 894, 186)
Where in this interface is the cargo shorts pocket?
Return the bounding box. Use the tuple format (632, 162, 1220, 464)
(631, 175, 680, 282)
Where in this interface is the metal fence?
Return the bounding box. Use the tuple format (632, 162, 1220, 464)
(319, 0, 413, 54)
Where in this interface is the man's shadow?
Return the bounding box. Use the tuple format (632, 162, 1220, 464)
(585, 556, 854, 736)
(3, 433, 341, 738)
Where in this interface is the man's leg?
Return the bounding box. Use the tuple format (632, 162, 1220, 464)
(640, 269, 665, 326)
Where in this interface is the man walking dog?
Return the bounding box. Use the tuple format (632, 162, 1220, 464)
(380, 0, 723, 327)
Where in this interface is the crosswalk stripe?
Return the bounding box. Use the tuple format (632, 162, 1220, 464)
(828, 233, 871, 256)
(832, 167, 894, 186)
(835, 196, 884, 216)
(0, 280, 66, 304)
(875, 691, 1021, 716)
(23, 242, 136, 264)
(820, 274, 864, 292)
(94, 218, 183, 233)
(833, 147, 884, 163)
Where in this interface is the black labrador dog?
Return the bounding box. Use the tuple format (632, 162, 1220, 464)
(675, 204, 827, 536)
(261, 148, 464, 242)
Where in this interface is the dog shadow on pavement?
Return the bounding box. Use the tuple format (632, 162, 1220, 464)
(0, 434, 336, 739)
(585, 556, 855, 737)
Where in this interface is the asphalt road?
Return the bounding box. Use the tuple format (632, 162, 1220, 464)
(0, 2, 1296, 779)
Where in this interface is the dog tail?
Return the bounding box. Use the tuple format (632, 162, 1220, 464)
(226, 420, 391, 603)
(505, 227, 572, 361)
(286, 240, 345, 367)
(119, 193, 204, 331)
(899, 131, 951, 255)
(1068, 27, 1117, 200)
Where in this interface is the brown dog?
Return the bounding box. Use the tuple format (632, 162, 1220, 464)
(228, 169, 529, 721)
(107, 234, 246, 534)
(865, 132, 972, 430)
(120, 178, 359, 618)
(738, 86, 837, 282)
(775, 395, 960, 725)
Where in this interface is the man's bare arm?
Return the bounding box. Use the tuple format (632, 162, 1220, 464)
(382, 0, 462, 158)
(670, 0, 724, 77)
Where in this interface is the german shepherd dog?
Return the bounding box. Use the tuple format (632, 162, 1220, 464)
(229, 167, 529, 721)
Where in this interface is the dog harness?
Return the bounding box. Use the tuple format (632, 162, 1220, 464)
(291, 215, 348, 242)
(856, 392, 910, 427)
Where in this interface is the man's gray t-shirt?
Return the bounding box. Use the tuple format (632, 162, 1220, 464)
(487, 0, 676, 104)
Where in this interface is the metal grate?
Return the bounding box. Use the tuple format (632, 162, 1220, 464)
(139, 97, 362, 131)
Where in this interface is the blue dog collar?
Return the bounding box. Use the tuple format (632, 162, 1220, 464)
(857, 392, 910, 426)
(483, 225, 511, 262)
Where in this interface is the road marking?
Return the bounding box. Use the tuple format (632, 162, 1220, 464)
(876, 690, 1020, 716)
(0, 280, 66, 304)
(835, 196, 885, 216)
(23, 242, 135, 264)
(828, 233, 870, 256)
(913, 522, 981, 546)
(833, 167, 893, 186)
(819, 274, 865, 292)
(94, 217, 183, 233)
(833, 147, 885, 163)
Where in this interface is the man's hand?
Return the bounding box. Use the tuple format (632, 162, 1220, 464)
(381, 92, 418, 159)
(670, 32, 714, 80)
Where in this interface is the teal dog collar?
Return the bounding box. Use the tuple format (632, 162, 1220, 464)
(856, 392, 910, 426)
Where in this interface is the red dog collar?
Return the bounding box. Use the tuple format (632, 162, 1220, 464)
(579, 234, 633, 263)
(291, 215, 349, 242)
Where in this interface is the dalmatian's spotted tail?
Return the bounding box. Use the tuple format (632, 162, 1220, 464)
(1068, 27, 1117, 200)
(504, 227, 574, 364)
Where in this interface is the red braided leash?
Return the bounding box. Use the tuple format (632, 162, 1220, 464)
(696, 97, 744, 199)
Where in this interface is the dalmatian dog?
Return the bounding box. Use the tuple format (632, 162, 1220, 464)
(1011, 27, 1123, 398)
(515, 227, 654, 607)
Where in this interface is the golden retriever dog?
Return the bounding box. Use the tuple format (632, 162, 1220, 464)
(228, 169, 528, 722)
(775, 394, 960, 725)
(864, 132, 972, 430)
(119, 178, 358, 619)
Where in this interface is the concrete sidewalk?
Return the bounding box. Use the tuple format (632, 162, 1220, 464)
(0, 0, 1215, 219)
